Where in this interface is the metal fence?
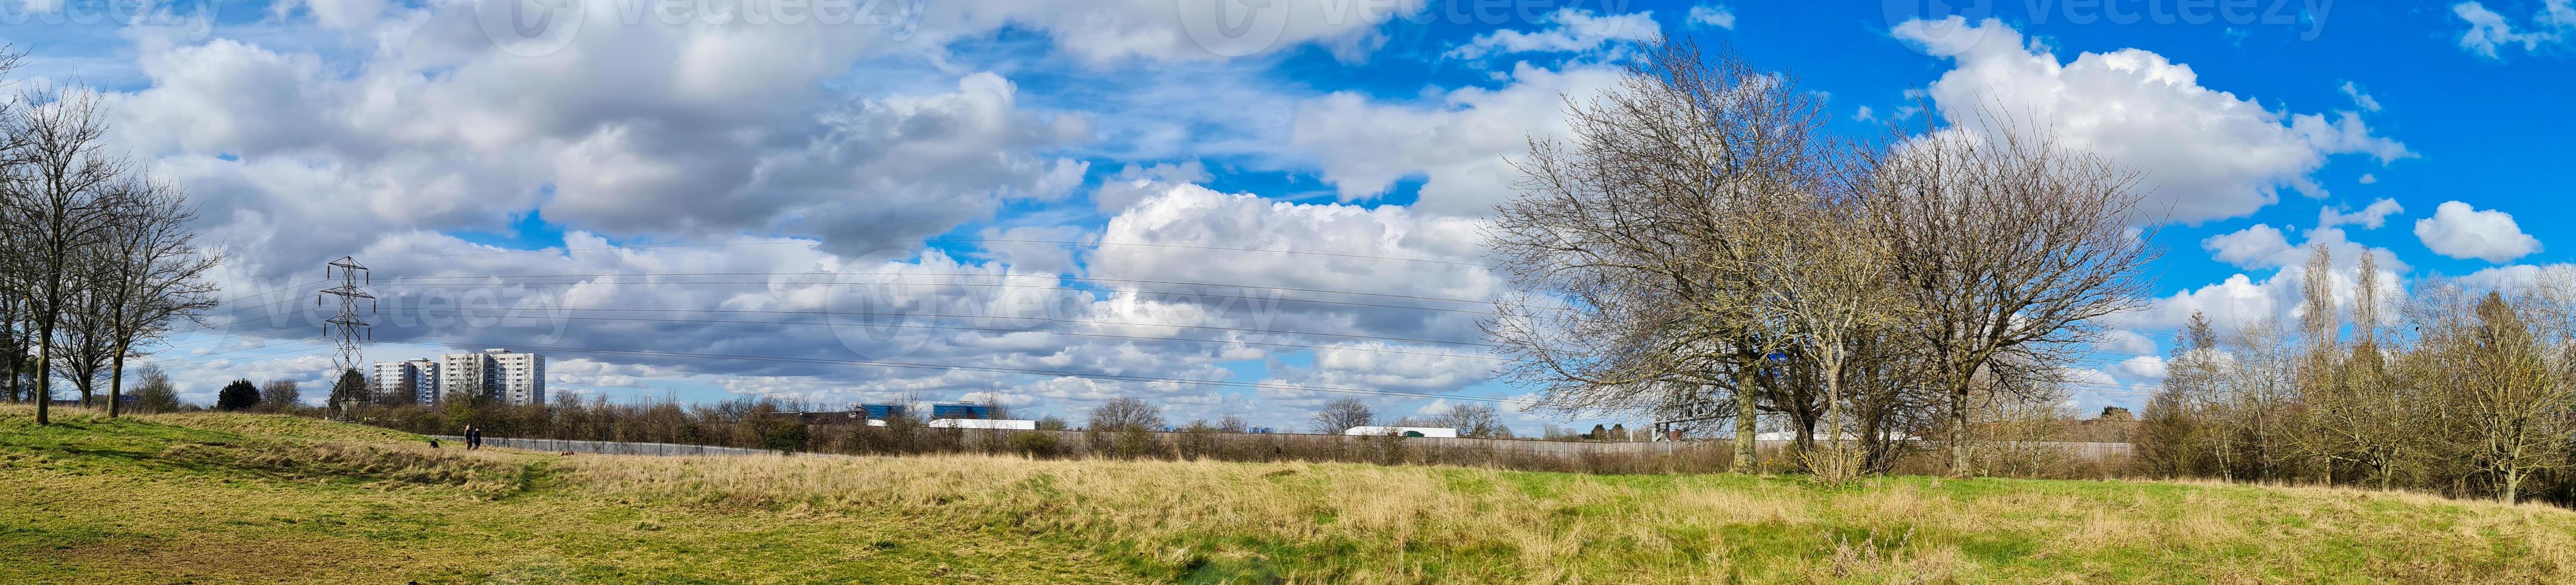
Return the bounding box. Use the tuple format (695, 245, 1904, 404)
(430, 436, 805, 457)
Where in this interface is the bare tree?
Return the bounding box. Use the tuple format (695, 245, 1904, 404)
(1, 276, 20, 404)
(2454, 292, 2568, 504)
(1216, 414, 1248, 433)
(92, 179, 219, 417)
(2138, 312, 2220, 478)
(1485, 39, 1833, 472)
(51, 266, 115, 405)
(1431, 402, 1513, 438)
(1858, 123, 2157, 477)
(131, 365, 180, 414)
(1959, 379, 2076, 478)
(0, 47, 23, 405)
(1307, 397, 1375, 435)
(1086, 396, 1165, 432)
(2217, 319, 2299, 481)
(260, 378, 302, 411)
(2, 207, 23, 404)
(2, 85, 132, 425)
(1753, 193, 1900, 484)
(2290, 245, 2416, 488)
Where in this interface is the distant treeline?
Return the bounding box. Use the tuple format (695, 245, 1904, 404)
(317, 393, 2138, 478)
(2136, 257, 2576, 506)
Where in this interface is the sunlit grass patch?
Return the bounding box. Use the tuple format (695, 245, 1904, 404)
(8, 407, 2576, 583)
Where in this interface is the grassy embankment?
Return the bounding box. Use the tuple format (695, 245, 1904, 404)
(6, 405, 2576, 583)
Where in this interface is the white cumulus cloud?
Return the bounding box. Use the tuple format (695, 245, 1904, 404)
(2453, 1, 2573, 59)
(1688, 5, 1737, 29)
(2204, 224, 2296, 269)
(1446, 8, 1660, 60)
(2415, 201, 2542, 263)
(1892, 17, 2411, 225)
(1292, 63, 1624, 217)
(2318, 198, 2404, 230)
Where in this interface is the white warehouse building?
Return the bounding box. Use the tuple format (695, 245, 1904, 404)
(437, 349, 547, 405)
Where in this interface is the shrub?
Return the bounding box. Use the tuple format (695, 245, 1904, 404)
(216, 379, 260, 411)
(762, 423, 809, 454)
(1007, 432, 1060, 457)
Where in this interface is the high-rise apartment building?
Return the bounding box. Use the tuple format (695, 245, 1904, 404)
(370, 358, 439, 405)
(438, 349, 547, 405)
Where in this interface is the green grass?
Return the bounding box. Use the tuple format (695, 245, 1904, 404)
(0, 407, 1136, 584)
(7, 406, 2576, 583)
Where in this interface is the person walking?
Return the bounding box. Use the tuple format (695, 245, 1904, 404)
(465, 425, 482, 450)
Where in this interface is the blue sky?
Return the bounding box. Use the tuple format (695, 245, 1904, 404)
(10, 0, 2572, 432)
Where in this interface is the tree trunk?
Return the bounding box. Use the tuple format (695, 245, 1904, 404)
(35, 316, 55, 425)
(1947, 380, 1971, 477)
(107, 349, 126, 418)
(2502, 466, 2522, 505)
(1792, 412, 1817, 460)
(1856, 380, 1896, 475)
(1733, 375, 1758, 474)
(1819, 361, 1850, 484)
(2377, 452, 2395, 491)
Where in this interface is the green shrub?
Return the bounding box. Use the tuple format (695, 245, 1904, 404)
(1007, 432, 1060, 457)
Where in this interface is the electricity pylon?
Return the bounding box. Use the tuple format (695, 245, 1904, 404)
(320, 256, 373, 417)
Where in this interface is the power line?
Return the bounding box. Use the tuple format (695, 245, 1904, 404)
(167, 293, 326, 336)
(372, 280, 1511, 317)
(178, 298, 2167, 381)
(143, 338, 328, 370)
(161, 322, 316, 350)
(375, 309, 1508, 362)
(382, 271, 1498, 306)
(372, 306, 1500, 347)
(379, 276, 2179, 345)
(374, 238, 1498, 268)
(134, 281, 333, 338)
(369, 338, 1536, 405)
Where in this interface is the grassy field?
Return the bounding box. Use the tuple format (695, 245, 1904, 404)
(7, 407, 2576, 583)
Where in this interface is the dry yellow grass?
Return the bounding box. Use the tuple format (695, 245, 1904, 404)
(10, 406, 2576, 583)
(555, 450, 2576, 583)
